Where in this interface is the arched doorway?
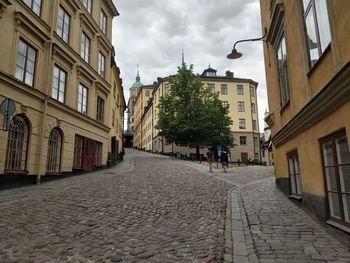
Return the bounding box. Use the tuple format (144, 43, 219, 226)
(5, 115, 29, 172)
(46, 128, 62, 173)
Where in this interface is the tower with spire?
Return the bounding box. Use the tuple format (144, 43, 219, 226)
(127, 66, 143, 133)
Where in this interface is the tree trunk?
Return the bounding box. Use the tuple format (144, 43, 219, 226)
(196, 146, 200, 160)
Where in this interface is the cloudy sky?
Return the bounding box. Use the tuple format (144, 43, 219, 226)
(112, 0, 268, 129)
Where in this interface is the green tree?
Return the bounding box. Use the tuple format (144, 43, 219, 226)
(156, 63, 234, 157)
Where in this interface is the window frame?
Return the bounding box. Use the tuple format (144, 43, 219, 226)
(240, 136, 247, 145)
(100, 9, 107, 34)
(22, 0, 41, 16)
(46, 128, 62, 174)
(239, 118, 246, 129)
(5, 115, 29, 173)
(237, 85, 244, 95)
(81, 32, 90, 63)
(15, 39, 37, 87)
(52, 65, 66, 103)
(320, 130, 350, 229)
(98, 52, 105, 78)
(83, 0, 92, 14)
(78, 84, 88, 115)
(287, 151, 303, 197)
(96, 96, 104, 123)
(250, 86, 255, 97)
(207, 83, 215, 94)
(221, 84, 228, 95)
(302, 0, 332, 67)
(238, 101, 245, 112)
(56, 5, 70, 43)
(276, 35, 290, 108)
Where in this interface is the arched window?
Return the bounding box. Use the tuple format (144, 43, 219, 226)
(46, 128, 62, 173)
(5, 115, 29, 171)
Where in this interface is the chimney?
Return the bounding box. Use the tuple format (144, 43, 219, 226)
(226, 70, 234, 78)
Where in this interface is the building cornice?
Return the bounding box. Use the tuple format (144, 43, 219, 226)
(272, 62, 350, 147)
(0, 0, 11, 18)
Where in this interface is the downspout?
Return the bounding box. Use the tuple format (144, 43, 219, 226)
(36, 2, 56, 184)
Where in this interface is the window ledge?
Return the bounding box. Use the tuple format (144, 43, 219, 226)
(326, 219, 350, 234)
(280, 100, 290, 113)
(289, 194, 302, 200)
(307, 44, 331, 76)
(4, 169, 29, 175)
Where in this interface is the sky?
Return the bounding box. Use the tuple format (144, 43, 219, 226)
(112, 0, 268, 130)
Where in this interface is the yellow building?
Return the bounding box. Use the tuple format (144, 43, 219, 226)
(260, 0, 350, 231)
(133, 67, 260, 161)
(133, 84, 155, 149)
(0, 0, 123, 183)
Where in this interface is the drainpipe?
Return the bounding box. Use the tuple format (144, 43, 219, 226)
(36, 2, 56, 183)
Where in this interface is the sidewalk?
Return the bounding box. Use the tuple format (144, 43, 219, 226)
(224, 177, 350, 263)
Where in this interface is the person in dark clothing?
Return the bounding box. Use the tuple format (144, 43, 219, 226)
(221, 150, 228, 173)
(207, 148, 214, 173)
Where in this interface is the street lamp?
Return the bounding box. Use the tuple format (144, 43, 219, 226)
(227, 28, 267, 59)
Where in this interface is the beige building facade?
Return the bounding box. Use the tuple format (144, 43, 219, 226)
(0, 0, 123, 182)
(260, 0, 350, 232)
(133, 67, 260, 162)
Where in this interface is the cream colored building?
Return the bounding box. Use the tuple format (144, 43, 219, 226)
(132, 84, 154, 149)
(0, 0, 123, 182)
(260, 0, 350, 231)
(153, 68, 260, 162)
(133, 67, 260, 161)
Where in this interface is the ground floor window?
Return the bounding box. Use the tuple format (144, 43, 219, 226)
(287, 151, 302, 196)
(73, 135, 84, 169)
(321, 130, 350, 227)
(46, 128, 62, 173)
(5, 115, 29, 172)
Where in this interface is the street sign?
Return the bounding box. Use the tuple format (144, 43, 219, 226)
(0, 98, 16, 117)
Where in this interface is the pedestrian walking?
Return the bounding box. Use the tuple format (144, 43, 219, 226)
(221, 150, 228, 173)
(207, 147, 214, 173)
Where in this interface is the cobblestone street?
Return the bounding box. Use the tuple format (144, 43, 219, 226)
(1, 149, 350, 263)
(0, 150, 232, 262)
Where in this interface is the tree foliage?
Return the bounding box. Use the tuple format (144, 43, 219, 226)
(156, 63, 234, 151)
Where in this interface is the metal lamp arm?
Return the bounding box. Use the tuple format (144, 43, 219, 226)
(233, 28, 267, 50)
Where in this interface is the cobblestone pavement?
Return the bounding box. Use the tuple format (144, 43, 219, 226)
(226, 177, 350, 263)
(0, 149, 232, 262)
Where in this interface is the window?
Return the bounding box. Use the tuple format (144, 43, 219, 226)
(222, 101, 229, 108)
(251, 103, 256, 113)
(165, 83, 171, 93)
(254, 136, 258, 146)
(94, 142, 102, 166)
(239, 118, 246, 129)
(83, 0, 92, 14)
(208, 83, 215, 93)
(238, 101, 245, 112)
(56, 6, 70, 43)
(46, 128, 62, 173)
(145, 90, 150, 97)
(15, 39, 36, 87)
(240, 136, 247, 145)
(287, 151, 302, 196)
(250, 86, 255, 97)
(5, 115, 29, 171)
(277, 36, 290, 107)
(78, 84, 88, 114)
(321, 131, 350, 226)
(100, 9, 107, 34)
(302, 0, 331, 67)
(73, 135, 83, 168)
(96, 96, 104, 122)
(81, 32, 90, 63)
(22, 0, 41, 15)
(52, 65, 66, 103)
(253, 120, 257, 131)
(237, 85, 244, 95)
(98, 52, 105, 77)
(221, 84, 228, 95)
